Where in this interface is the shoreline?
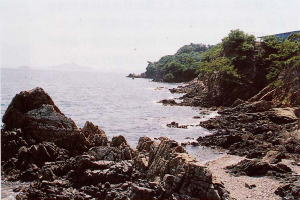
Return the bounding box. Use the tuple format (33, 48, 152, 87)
(1, 80, 299, 199)
(158, 81, 300, 200)
(1, 87, 230, 200)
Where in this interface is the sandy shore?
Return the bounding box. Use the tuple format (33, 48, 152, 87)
(203, 155, 282, 200)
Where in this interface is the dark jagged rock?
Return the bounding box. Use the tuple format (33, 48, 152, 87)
(81, 121, 108, 146)
(22, 104, 88, 152)
(197, 101, 299, 161)
(226, 159, 291, 177)
(158, 99, 178, 106)
(2, 87, 62, 130)
(111, 135, 128, 147)
(1, 88, 230, 200)
(275, 179, 300, 200)
(1, 129, 28, 161)
(13, 137, 229, 200)
(166, 121, 188, 129)
(136, 137, 230, 200)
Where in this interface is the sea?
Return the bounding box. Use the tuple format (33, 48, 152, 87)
(1, 68, 222, 199)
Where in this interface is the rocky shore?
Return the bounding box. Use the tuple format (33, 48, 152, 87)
(1, 87, 230, 200)
(161, 88, 300, 199)
(196, 100, 300, 200)
(156, 63, 300, 199)
(126, 30, 300, 199)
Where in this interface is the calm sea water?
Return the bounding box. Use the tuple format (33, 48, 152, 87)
(1, 68, 218, 146)
(1, 68, 222, 199)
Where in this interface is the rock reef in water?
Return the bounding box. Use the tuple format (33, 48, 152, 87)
(127, 73, 147, 79)
(1, 87, 230, 200)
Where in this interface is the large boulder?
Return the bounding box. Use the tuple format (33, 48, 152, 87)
(22, 104, 88, 152)
(1, 88, 112, 153)
(2, 87, 62, 130)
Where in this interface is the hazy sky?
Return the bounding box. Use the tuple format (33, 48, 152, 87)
(1, 0, 299, 72)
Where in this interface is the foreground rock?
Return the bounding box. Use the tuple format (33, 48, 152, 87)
(1, 87, 230, 200)
(195, 100, 299, 199)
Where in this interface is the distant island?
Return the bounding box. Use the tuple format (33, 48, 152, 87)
(18, 65, 32, 70)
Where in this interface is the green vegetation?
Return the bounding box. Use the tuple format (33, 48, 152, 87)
(197, 30, 256, 80)
(145, 43, 210, 82)
(259, 36, 300, 82)
(145, 29, 300, 87)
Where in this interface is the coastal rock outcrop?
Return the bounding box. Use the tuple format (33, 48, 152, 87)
(2, 87, 62, 130)
(170, 71, 259, 107)
(158, 99, 178, 106)
(136, 137, 229, 200)
(250, 62, 300, 106)
(1, 87, 230, 200)
(197, 101, 299, 159)
(127, 73, 147, 79)
(81, 121, 108, 147)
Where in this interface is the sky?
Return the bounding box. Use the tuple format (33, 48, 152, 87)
(0, 0, 299, 73)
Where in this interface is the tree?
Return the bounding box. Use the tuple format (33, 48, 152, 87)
(222, 29, 256, 70)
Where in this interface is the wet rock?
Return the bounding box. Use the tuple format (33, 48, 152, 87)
(166, 121, 188, 129)
(158, 99, 178, 106)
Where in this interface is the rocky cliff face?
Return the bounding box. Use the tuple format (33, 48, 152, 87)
(250, 63, 300, 107)
(1, 87, 230, 200)
(169, 57, 300, 108)
(177, 71, 258, 107)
